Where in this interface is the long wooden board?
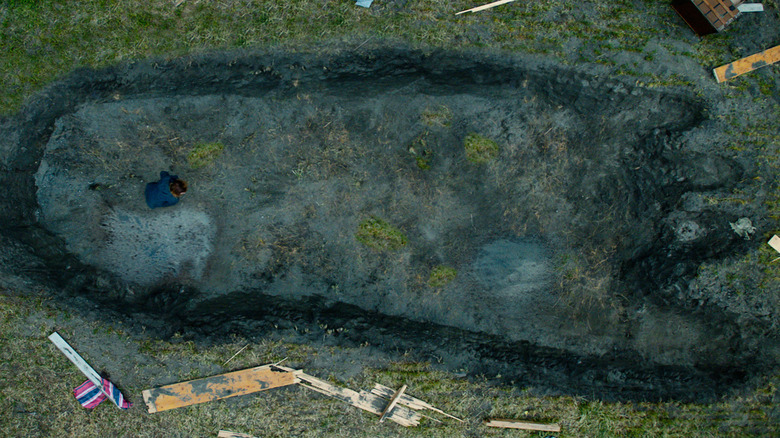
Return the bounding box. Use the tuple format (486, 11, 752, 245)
(142, 365, 296, 413)
(713, 45, 780, 83)
(217, 431, 258, 438)
(485, 419, 561, 432)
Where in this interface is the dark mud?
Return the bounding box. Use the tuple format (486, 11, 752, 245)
(0, 48, 776, 402)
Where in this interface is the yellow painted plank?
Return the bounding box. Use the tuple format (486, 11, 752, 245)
(714, 45, 780, 83)
(142, 365, 296, 413)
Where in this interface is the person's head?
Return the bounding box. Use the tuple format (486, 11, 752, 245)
(169, 179, 188, 197)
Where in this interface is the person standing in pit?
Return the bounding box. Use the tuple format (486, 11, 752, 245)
(145, 171, 187, 209)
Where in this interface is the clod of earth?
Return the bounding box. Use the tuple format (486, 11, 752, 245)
(0, 49, 775, 402)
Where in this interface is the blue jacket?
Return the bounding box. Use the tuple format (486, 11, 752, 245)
(145, 171, 180, 209)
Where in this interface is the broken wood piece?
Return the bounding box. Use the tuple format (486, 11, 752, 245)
(768, 235, 780, 253)
(217, 431, 258, 438)
(379, 385, 407, 423)
(456, 0, 516, 15)
(713, 45, 780, 83)
(142, 364, 296, 413)
(737, 3, 764, 12)
(274, 366, 421, 427)
(371, 383, 464, 422)
(485, 419, 562, 432)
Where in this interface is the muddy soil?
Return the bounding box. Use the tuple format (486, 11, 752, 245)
(1, 48, 777, 402)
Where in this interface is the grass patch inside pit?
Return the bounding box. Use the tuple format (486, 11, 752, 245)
(356, 217, 408, 251)
(408, 131, 433, 170)
(421, 105, 452, 128)
(464, 133, 499, 164)
(428, 265, 457, 288)
(187, 141, 225, 169)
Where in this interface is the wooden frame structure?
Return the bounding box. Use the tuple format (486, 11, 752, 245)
(672, 0, 742, 35)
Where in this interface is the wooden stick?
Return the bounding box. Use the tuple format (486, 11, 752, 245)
(371, 383, 464, 422)
(485, 419, 562, 432)
(456, 0, 516, 15)
(379, 385, 407, 423)
(713, 45, 780, 83)
(222, 344, 249, 365)
(48, 332, 123, 409)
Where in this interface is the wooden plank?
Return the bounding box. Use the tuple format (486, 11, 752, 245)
(371, 383, 464, 422)
(737, 3, 764, 12)
(217, 431, 258, 438)
(485, 419, 562, 432)
(379, 385, 407, 423)
(48, 332, 102, 386)
(48, 332, 124, 409)
(769, 235, 780, 253)
(713, 45, 780, 82)
(274, 366, 421, 427)
(456, 0, 516, 15)
(142, 365, 296, 413)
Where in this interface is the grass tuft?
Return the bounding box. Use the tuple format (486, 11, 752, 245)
(428, 265, 457, 288)
(187, 141, 225, 169)
(408, 131, 433, 170)
(355, 217, 408, 251)
(464, 132, 499, 163)
(421, 105, 453, 128)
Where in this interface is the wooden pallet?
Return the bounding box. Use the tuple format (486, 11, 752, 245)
(672, 0, 742, 35)
(695, 0, 740, 30)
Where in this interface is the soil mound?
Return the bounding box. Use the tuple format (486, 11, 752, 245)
(0, 48, 775, 401)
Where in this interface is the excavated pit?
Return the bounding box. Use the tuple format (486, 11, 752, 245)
(0, 49, 772, 402)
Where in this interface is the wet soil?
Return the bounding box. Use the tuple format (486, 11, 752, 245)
(0, 48, 776, 402)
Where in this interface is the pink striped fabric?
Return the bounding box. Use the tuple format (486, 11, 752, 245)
(73, 379, 106, 408)
(73, 378, 132, 409)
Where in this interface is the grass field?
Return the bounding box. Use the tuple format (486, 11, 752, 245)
(0, 292, 777, 437)
(0, 0, 752, 114)
(1, 0, 779, 436)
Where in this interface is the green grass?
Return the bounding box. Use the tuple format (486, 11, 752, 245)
(427, 265, 456, 288)
(187, 141, 225, 169)
(420, 105, 452, 128)
(463, 133, 499, 164)
(355, 217, 408, 251)
(407, 132, 432, 170)
(0, 0, 717, 115)
(2, 291, 774, 438)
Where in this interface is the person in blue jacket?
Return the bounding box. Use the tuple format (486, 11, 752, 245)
(145, 171, 188, 209)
